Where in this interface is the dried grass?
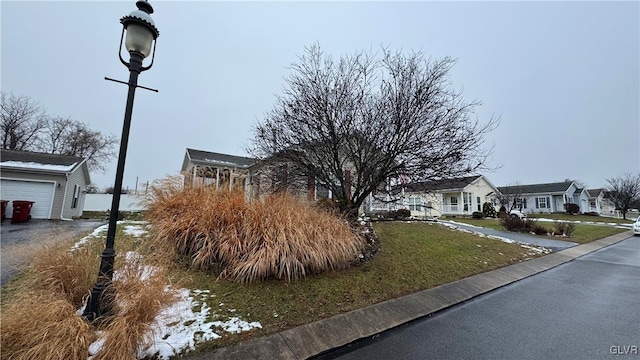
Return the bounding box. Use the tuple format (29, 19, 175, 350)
(1, 224, 178, 360)
(144, 177, 367, 283)
(91, 255, 177, 360)
(1, 293, 96, 360)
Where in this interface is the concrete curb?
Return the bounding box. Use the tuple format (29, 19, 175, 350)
(183, 230, 633, 360)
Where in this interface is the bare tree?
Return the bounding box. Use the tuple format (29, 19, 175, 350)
(1, 91, 46, 150)
(605, 173, 640, 220)
(496, 183, 524, 212)
(1, 92, 117, 172)
(250, 45, 498, 217)
(38, 118, 118, 172)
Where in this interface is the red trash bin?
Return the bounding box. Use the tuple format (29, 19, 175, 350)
(1, 200, 8, 221)
(11, 201, 35, 224)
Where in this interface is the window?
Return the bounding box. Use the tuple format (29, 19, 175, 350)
(477, 196, 481, 211)
(463, 192, 472, 212)
(536, 197, 549, 209)
(71, 185, 80, 209)
(515, 198, 527, 209)
(316, 183, 330, 199)
(409, 196, 423, 211)
(450, 196, 458, 211)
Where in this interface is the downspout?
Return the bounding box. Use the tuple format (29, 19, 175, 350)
(60, 172, 73, 221)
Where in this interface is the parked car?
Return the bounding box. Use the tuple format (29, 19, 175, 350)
(509, 209, 527, 220)
(633, 216, 640, 236)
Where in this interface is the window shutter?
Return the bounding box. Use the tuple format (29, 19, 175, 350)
(546, 197, 550, 208)
(535, 198, 539, 208)
(523, 198, 527, 209)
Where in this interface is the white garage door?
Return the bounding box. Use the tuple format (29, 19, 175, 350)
(1, 179, 55, 219)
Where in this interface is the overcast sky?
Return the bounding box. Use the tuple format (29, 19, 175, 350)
(2, 1, 639, 191)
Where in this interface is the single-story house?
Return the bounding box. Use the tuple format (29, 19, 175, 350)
(181, 148, 254, 193)
(367, 175, 500, 218)
(498, 181, 590, 214)
(181, 148, 355, 204)
(0, 149, 91, 220)
(587, 188, 604, 214)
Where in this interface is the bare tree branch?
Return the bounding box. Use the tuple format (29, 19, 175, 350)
(1, 91, 46, 150)
(606, 173, 640, 220)
(249, 45, 499, 217)
(1, 91, 118, 173)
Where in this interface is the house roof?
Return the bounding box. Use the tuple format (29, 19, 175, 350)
(405, 175, 483, 192)
(1, 149, 83, 167)
(0, 149, 90, 183)
(498, 181, 573, 195)
(183, 148, 256, 170)
(587, 188, 603, 197)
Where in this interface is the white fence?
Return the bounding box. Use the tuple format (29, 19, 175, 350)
(83, 194, 146, 212)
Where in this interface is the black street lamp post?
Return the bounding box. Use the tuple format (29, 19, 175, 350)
(83, 0, 159, 322)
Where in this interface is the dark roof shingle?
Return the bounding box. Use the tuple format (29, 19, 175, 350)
(405, 175, 482, 192)
(498, 181, 573, 194)
(1, 149, 84, 166)
(187, 148, 256, 168)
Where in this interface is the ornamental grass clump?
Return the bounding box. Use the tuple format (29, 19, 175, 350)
(1, 230, 178, 360)
(145, 177, 367, 283)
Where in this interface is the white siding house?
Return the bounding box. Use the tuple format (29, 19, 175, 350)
(498, 181, 590, 214)
(0, 149, 90, 220)
(367, 175, 500, 218)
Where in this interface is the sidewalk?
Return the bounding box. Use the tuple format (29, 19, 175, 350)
(182, 230, 633, 360)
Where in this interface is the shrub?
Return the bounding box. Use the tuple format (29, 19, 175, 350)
(497, 211, 508, 219)
(564, 203, 580, 215)
(145, 179, 367, 282)
(500, 215, 524, 231)
(394, 208, 412, 219)
(564, 223, 576, 236)
(525, 219, 548, 235)
(482, 202, 497, 218)
(472, 211, 484, 219)
(499, 205, 507, 213)
(584, 212, 599, 217)
(553, 221, 576, 236)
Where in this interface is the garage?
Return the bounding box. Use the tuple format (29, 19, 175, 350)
(1, 179, 55, 219)
(1, 149, 91, 220)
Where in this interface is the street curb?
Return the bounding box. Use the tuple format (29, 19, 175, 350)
(183, 230, 633, 360)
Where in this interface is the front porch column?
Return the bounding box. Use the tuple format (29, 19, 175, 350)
(216, 168, 220, 190)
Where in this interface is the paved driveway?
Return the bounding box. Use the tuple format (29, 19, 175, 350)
(440, 220, 578, 251)
(0, 219, 105, 285)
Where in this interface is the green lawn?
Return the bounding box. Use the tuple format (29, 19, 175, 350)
(182, 221, 547, 351)
(443, 217, 629, 244)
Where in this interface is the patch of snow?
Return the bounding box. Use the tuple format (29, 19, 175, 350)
(71, 224, 109, 251)
(441, 220, 484, 229)
(123, 224, 148, 237)
(139, 288, 221, 360)
(211, 317, 262, 334)
(1, 160, 76, 172)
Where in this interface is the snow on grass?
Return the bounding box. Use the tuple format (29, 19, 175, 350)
(437, 220, 551, 254)
(139, 286, 262, 359)
(71, 221, 149, 251)
(71, 223, 109, 250)
(123, 223, 149, 237)
(85, 252, 262, 360)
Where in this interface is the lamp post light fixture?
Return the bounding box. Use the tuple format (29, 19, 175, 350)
(83, 0, 159, 322)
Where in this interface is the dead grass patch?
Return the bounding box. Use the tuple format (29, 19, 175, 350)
(1, 224, 178, 360)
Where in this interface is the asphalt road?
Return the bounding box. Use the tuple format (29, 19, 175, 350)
(0, 219, 105, 285)
(319, 235, 640, 360)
